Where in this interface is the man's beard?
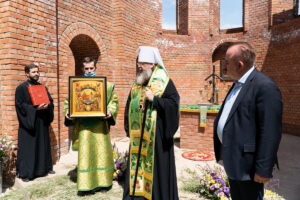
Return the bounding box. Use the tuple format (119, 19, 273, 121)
(29, 75, 39, 83)
(136, 68, 153, 85)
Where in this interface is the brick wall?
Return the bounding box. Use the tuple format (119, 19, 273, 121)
(0, 0, 59, 161)
(180, 111, 216, 153)
(177, 0, 188, 35)
(263, 17, 300, 136)
(271, 0, 295, 25)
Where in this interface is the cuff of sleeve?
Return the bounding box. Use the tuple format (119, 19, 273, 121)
(255, 167, 273, 178)
(152, 96, 158, 109)
(107, 110, 116, 126)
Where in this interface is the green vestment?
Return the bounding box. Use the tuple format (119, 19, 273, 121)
(63, 82, 119, 191)
(128, 65, 169, 199)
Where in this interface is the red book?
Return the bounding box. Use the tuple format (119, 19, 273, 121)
(27, 85, 50, 106)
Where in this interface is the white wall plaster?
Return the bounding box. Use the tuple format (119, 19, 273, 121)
(271, 28, 300, 42)
(156, 38, 187, 48)
(152, 0, 160, 10)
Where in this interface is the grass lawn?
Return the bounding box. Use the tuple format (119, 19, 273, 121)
(1, 168, 204, 200)
(1, 175, 124, 200)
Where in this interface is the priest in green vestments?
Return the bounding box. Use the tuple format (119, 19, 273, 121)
(63, 57, 119, 194)
(123, 46, 180, 200)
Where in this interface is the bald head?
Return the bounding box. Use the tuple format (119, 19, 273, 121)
(225, 42, 256, 80)
(229, 42, 256, 68)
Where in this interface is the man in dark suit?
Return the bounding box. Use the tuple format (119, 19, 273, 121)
(214, 42, 282, 200)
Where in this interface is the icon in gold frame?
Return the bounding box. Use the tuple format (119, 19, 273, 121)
(69, 76, 107, 117)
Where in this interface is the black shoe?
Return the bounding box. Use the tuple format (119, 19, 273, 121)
(77, 191, 91, 196)
(48, 170, 55, 174)
(91, 187, 100, 194)
(22, 178, 30, 182)
(92, 186, 112, 193)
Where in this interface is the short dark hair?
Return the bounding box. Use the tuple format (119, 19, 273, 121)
(230, 42, 256, 67)
(25, 64, 38, 73)
(83, 57, 96, 66)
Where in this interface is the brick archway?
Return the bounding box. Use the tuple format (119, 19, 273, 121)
(59, 22, 109, 72)
(210, 39, 238, 103)
(59, 22, 108, 59)
(211, 38, 239, 55)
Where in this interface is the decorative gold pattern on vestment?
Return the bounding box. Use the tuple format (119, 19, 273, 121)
(128, 65, 169, 200)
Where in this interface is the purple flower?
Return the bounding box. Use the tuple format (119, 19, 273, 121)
(209, 185, 215, 191)
(224, 187, 230, 194)
(218, 179, 225, 186)
(116, 162, 121, 168)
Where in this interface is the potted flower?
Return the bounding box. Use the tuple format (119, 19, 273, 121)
(197, 165, 231, 200)
(194, 164, 284, 200)
(0, 134, 13, 193)
(112, 143, 128, 181)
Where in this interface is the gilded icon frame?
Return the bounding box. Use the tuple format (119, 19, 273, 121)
(69, 76, 107, 117)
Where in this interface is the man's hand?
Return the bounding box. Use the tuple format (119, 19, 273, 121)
(145, 88, 154, 102)
(104, 111, 112, 119)
(37, 104, 48, 110)
(254, 173, 270, 183)
(65, 111, 74, 120)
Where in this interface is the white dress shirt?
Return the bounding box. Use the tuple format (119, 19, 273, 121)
(217, 66, 255, 143)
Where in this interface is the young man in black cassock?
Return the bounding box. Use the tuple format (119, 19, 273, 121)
(15, 64, 55, 182)
(123, 46, 180, 200)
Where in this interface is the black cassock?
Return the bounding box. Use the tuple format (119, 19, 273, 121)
(123, 79, 180, 200)
(15, 80, 54, 180)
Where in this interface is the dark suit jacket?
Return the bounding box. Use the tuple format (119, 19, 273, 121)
(214, 68, 282, 181)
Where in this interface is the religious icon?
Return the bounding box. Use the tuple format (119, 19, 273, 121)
(69, 76, 107, 117)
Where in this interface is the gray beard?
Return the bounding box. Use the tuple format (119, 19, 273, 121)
(136, 68, 153, 85)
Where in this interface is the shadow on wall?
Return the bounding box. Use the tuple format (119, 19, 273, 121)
(272, 7, 298, 25)
(211, 42, 234, 104)
(69, 34, 101, 76)
(50, 125, 59, 164)
(262, 10, 300, 136)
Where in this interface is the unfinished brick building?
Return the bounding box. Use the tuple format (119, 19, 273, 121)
(0, 0, 299, 160)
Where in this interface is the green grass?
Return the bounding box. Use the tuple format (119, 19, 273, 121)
(181, 168, 202, 194)
(2, 167, 211, 200)
(182, 180, 202, 194)
(1, 175, 123, 200)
